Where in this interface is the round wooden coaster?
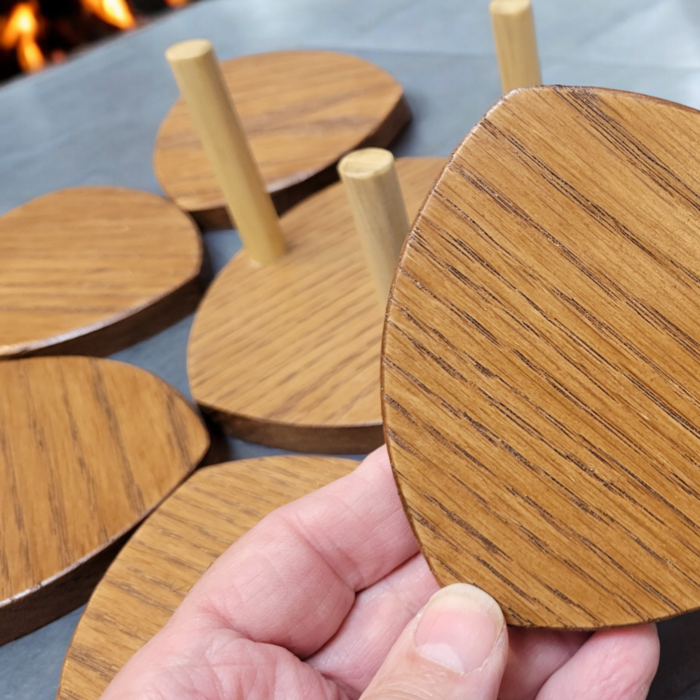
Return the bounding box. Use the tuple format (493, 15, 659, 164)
(383, 86, 700, 629)
(0, 356, 209, 644)
(154, 50, 411, 231)
(56, 455, 356, 700)
(188, 157, 445, 454)
(0, 187, 202, 359)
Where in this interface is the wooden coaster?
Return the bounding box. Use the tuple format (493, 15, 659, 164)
(154, 50, 411, 231)
(383, 86, 700, 629)
(0, 187, 202, 359)
(188, 157, 445, 453)
(56, 455, 356, 700)
(0, 356, 209, 644)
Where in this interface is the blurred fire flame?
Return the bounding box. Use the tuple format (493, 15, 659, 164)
(1, 0, 190, 78)
(80, 0, 136, 30)
(0, 2, 45, 72)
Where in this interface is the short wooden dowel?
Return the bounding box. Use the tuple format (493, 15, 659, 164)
(165, 39, 286, 265)
(489, 0, 542, 94)
(338, 148, 411, 306)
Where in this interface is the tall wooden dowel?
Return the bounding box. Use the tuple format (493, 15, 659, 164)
(489, 0, 542, 94)
(338, 148, 411, 306)
(165, 39, 286, 265)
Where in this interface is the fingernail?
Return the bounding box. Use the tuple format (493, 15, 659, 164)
(414, 583, 504, 674)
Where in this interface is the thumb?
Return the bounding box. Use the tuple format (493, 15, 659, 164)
(360, 583, 508, 700)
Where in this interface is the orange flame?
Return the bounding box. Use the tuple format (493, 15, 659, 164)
(1, 2, 45, 72)
(81, 0, 135, 30)
(165, 0, 189, 6)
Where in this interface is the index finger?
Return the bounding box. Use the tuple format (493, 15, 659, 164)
(176, 445, 420, 658)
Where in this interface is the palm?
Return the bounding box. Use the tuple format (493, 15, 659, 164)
(103, 448, 658, 700)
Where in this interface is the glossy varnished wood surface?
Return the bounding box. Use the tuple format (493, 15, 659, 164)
(384, 86, 700, 629)
(56, 455, 357, 700)
(188, 157, 445, 453)
(0, 356, 209, 643)
(154, 50, 411, 230)
(0, 187, 203, 359)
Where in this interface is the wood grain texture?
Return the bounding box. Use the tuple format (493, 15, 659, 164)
(0, 356, 209, 643)
(0, 187, 203, 359)
(154, 50, 411, 231)
(56, 455, 357, 700)
(383, 86, 700, 629)
(188, 157, 445, 453)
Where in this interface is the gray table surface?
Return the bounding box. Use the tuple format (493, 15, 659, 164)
(3, 0, 700, 697)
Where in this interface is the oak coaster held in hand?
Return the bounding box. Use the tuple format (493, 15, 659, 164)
(154, 50, 410, 230)
(383, 85, 700, 629)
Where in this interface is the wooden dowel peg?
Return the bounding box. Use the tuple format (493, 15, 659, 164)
(165, 39, 286, 265)
(338, 148, 411, 305)
(489, 0, 542, 94)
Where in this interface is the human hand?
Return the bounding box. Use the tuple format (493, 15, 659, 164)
(102, 446, 660, 700)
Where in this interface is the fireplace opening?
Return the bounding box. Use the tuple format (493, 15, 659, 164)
(0, 0, 195, 84)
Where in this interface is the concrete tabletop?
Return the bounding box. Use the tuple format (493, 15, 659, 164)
(2, 0, 700, 697)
